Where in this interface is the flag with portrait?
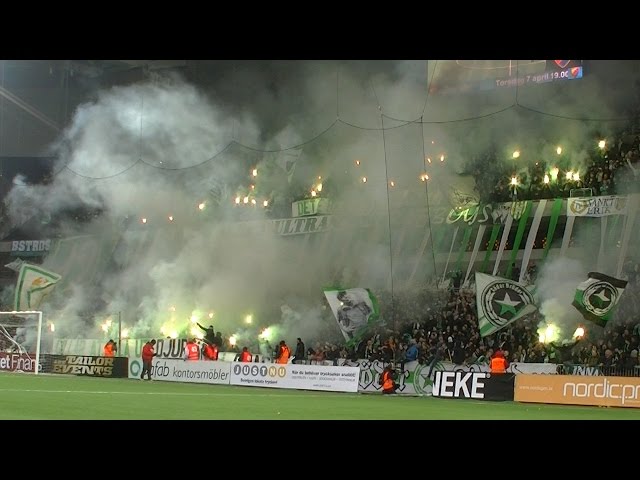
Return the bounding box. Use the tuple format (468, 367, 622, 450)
(323, 287, 381, 346)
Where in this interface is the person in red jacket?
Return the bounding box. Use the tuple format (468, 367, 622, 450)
(184, 338, 200, 361)
(235, 346, 252, 362)
(202, 342, 219, 360)
(141, 339, 156, 381)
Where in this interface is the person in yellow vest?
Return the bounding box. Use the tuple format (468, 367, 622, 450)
(103, 339, 116, 357)
(379, 364, 399, 394)
(490, 349, 509, 374)
(276, 340, 291, 364)
(184, 338, 200, 361)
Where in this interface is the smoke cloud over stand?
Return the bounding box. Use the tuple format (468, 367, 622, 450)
(1, 61, 638, 348)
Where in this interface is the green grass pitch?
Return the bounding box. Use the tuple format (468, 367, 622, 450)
(1, 372, 639, 419)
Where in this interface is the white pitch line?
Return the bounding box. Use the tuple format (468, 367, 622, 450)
(0, 388, 358, 398)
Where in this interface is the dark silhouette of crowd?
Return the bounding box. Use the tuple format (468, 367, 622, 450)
(470, 127, 640, 205)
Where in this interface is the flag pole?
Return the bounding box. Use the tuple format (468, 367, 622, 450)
(117, 311, 122, 357)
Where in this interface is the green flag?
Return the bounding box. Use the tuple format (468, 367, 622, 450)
(323, 287, 381, 347)
(475, 272, 537, 337)
(14, 263, 62, 311)
(572, 272, 628, 327)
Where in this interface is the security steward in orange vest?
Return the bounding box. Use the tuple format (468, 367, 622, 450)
(276, 340, 291, 364)
(490, 349, 509, 374)
(380, 364, 399, 394)
(184, 339, 200, 361)
(103, 339, 116, 357)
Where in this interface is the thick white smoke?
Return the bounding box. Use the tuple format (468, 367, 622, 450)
(535, 258, 587, 341)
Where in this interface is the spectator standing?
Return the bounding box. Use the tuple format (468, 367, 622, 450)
(293, 337, 306, 364)
(326, 344, 340, 365)
(405, 339, 419, 362)
(141, 339, 156, 381)
(394, 342, 407, 370)
(548, 338, 580, 371)
(600, 348, 617, 375)
(452, 338, 466, 365)
(363, 338, 375, 359)
(196, 323, 216, 346)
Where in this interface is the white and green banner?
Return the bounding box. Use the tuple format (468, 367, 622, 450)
(323, 287, 380, 346)
(492, 213, 514, 275)
(572, 272, 628, 327)
(519, 199, 547, 283)
(463, 225, 486, 285)
(475, 272, 537, 337)
(505, 201, 533, 280)
(14, 263, 62, 311)
(291, 198, 331, 217)
(567, 195, 628, 217)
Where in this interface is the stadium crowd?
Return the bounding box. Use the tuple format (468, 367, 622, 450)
(289, 258, 640, 378)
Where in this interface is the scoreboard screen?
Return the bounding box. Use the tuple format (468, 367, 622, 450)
(429, 60, 584, 95)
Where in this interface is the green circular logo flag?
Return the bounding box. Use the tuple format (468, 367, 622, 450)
(482, 280, 535, 329)
(583, 281, 617, 317)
